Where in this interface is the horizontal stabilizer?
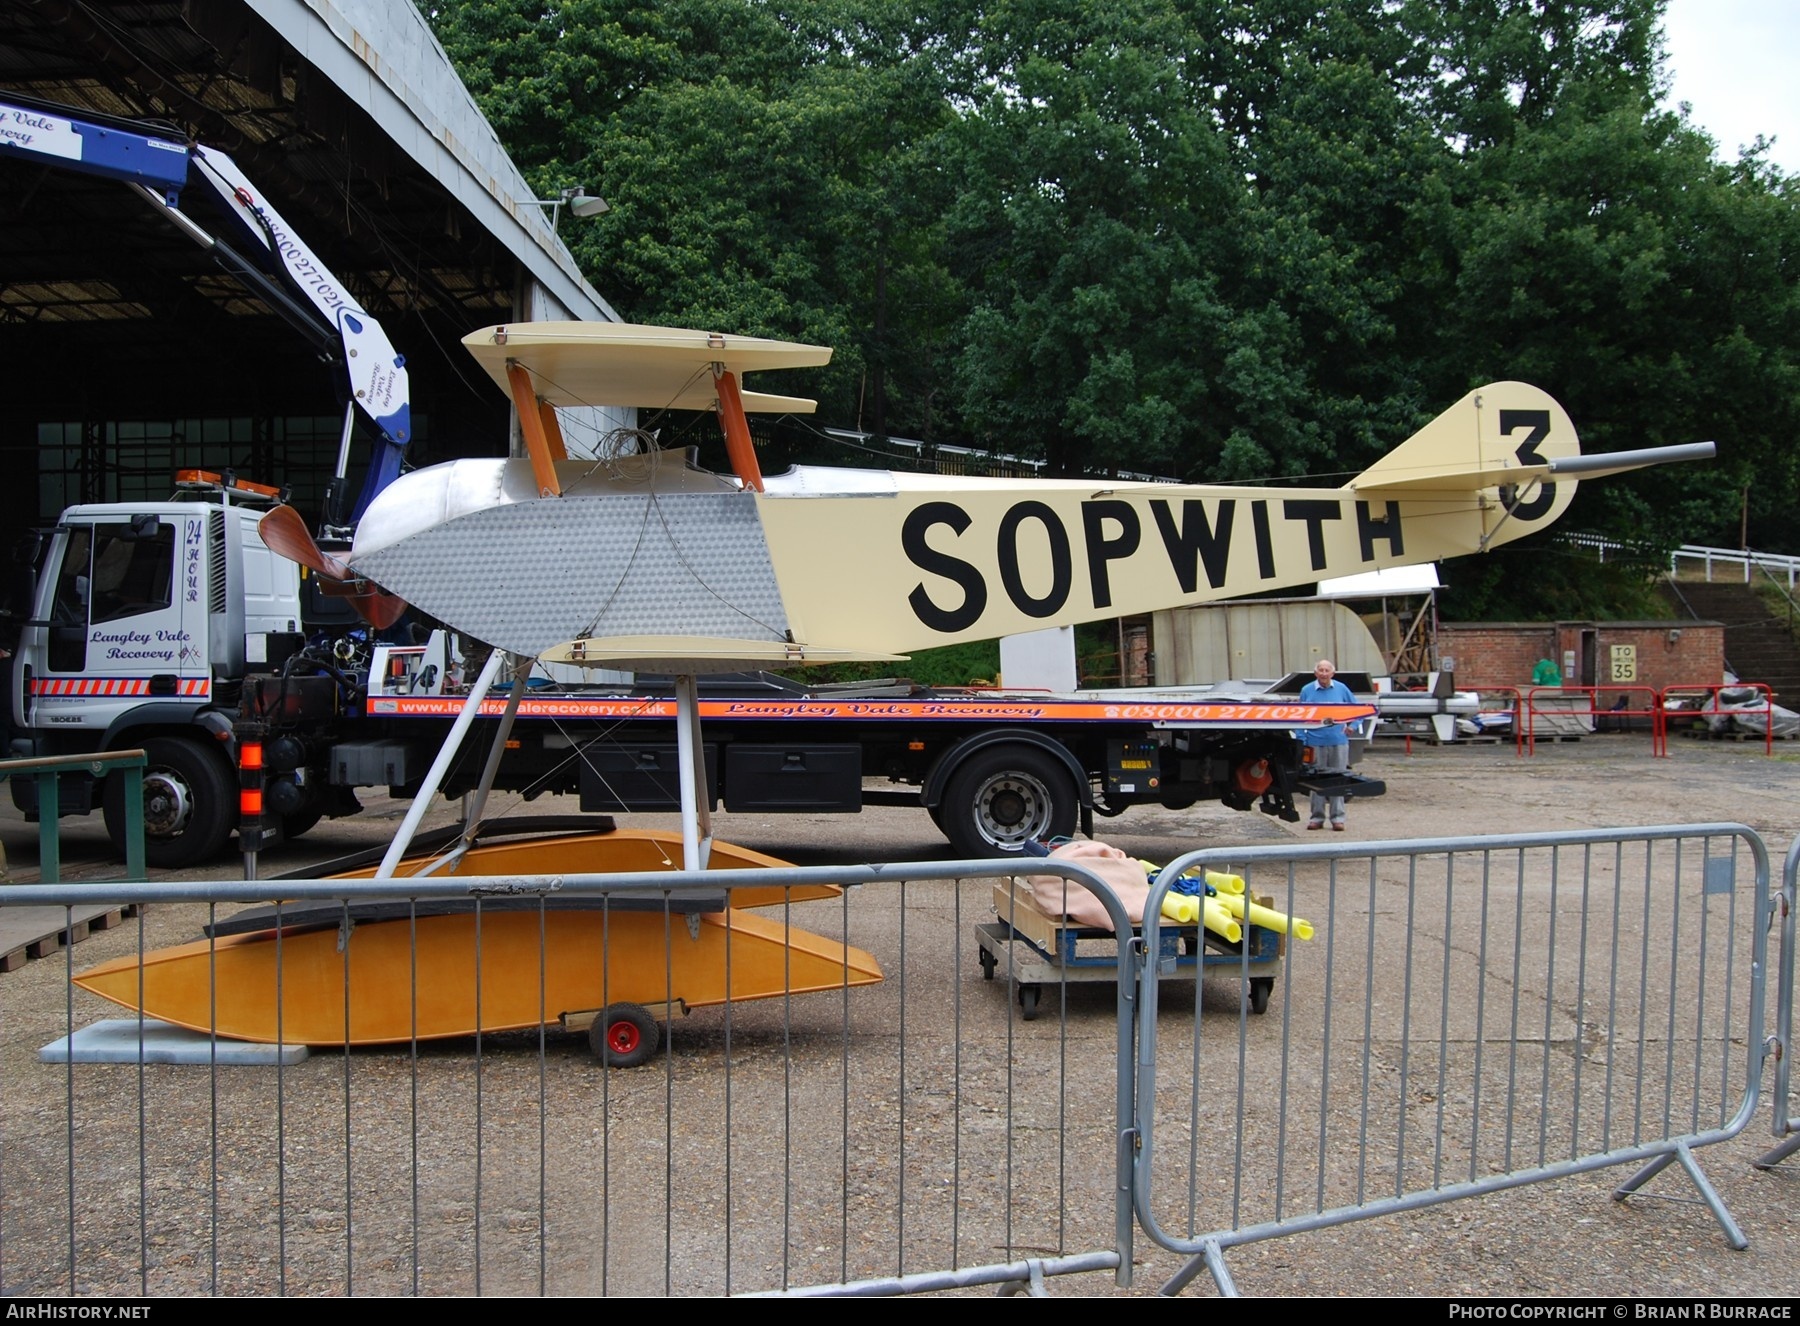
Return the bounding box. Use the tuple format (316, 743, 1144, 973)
(1353, 461, 1552, 494)
(1355, 439, 1717, 493)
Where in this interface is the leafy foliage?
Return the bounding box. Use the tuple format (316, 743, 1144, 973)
(422, 0, 1800, 618)
(1438, 540, 1672, 620)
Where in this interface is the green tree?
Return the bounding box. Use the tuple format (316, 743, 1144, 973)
(938, 0, 1245, 476)
(940, 2, 1462, 483)
(1196, 2, 1450, 479)
(1406, 0, 1800, 589)
(425, 0, 964, 432)
(421, 0, 1800, 614)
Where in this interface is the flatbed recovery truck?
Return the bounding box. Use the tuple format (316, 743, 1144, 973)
(8, 474, 1378, 867)
(341, 663, 1378, 859)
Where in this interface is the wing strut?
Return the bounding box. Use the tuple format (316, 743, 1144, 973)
(713, 368, 765, 492)
(507, 360, 565, 498)
(674, 673, 714, 870)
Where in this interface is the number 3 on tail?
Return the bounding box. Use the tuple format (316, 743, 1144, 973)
(1501, 409, 1556, 520)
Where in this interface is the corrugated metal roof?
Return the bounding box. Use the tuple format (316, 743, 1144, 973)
(0, 0, 621, 516)
(1, 0, 612, 331)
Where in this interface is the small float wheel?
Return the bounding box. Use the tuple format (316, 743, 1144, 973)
(1248, 978, 1273, 1016)
(590, 1003, 660, 1068)
(1018, 983, 1041, 1021)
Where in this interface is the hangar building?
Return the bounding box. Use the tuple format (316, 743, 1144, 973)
(0, 0, 620, 534)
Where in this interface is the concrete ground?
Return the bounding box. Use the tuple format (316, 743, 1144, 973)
(1, 732, 1797, 1298)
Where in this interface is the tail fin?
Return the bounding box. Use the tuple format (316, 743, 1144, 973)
(1349, 383, 1580, 548)
(1350, 383, 1714, 553)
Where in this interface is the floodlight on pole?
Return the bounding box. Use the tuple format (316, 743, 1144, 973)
(526, 186, 610, 229)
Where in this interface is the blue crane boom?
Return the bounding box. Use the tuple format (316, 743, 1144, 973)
(0, 94, 411, 527)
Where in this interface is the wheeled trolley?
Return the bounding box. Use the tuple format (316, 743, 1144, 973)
(975, 879, 1284, 1020)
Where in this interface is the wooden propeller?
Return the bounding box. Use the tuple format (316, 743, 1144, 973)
(259, 505, 408, 629)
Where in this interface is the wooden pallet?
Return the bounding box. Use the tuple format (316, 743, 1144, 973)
(0, 905, 136, 973)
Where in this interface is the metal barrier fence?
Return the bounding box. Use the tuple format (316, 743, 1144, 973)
(1756, 836, 1799, 1170)
(1132, 825, 1771, 1297)
(1661, 683, 1783, 753)
(2, 824, 1794, 1298)
(0, 859, 1136, 1298)
(1374, 684, 1787, 755)
(1523, 685, 1666, 756)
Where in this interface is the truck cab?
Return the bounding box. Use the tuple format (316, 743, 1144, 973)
(10, 473, 303, 866)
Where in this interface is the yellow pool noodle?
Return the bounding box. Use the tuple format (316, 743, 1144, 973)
(1202, 898, 1242, 944)
(1159, 892, 1199, 924)
(1155, 892, 1241, 943)
(1215, 892, 1315, 941)
(1203, 869, 1246, 896)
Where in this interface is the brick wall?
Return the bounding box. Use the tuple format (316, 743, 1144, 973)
(1436, 625, 1556, 691)
(1437, 621, 1727, 700)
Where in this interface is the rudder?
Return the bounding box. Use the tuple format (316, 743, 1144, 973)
(1349, 382, 1580, 547)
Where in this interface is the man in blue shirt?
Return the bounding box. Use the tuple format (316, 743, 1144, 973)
(1299, 658, 1355, 831)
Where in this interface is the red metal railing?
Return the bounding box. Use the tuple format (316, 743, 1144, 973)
(1658, 682, 1779, 755)
(1523, 686, 1666, 758)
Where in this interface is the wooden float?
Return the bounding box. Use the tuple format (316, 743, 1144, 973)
(73, 830, 880, 1064)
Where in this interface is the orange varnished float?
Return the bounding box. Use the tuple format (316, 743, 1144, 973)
(74, 830, 880, 1065)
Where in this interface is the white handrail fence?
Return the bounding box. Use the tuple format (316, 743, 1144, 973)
(1563, 534, 1800, 590)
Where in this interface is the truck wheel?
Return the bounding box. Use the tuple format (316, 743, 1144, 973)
(940, 745, 1078, 858)
(103, 736, 234, 870)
